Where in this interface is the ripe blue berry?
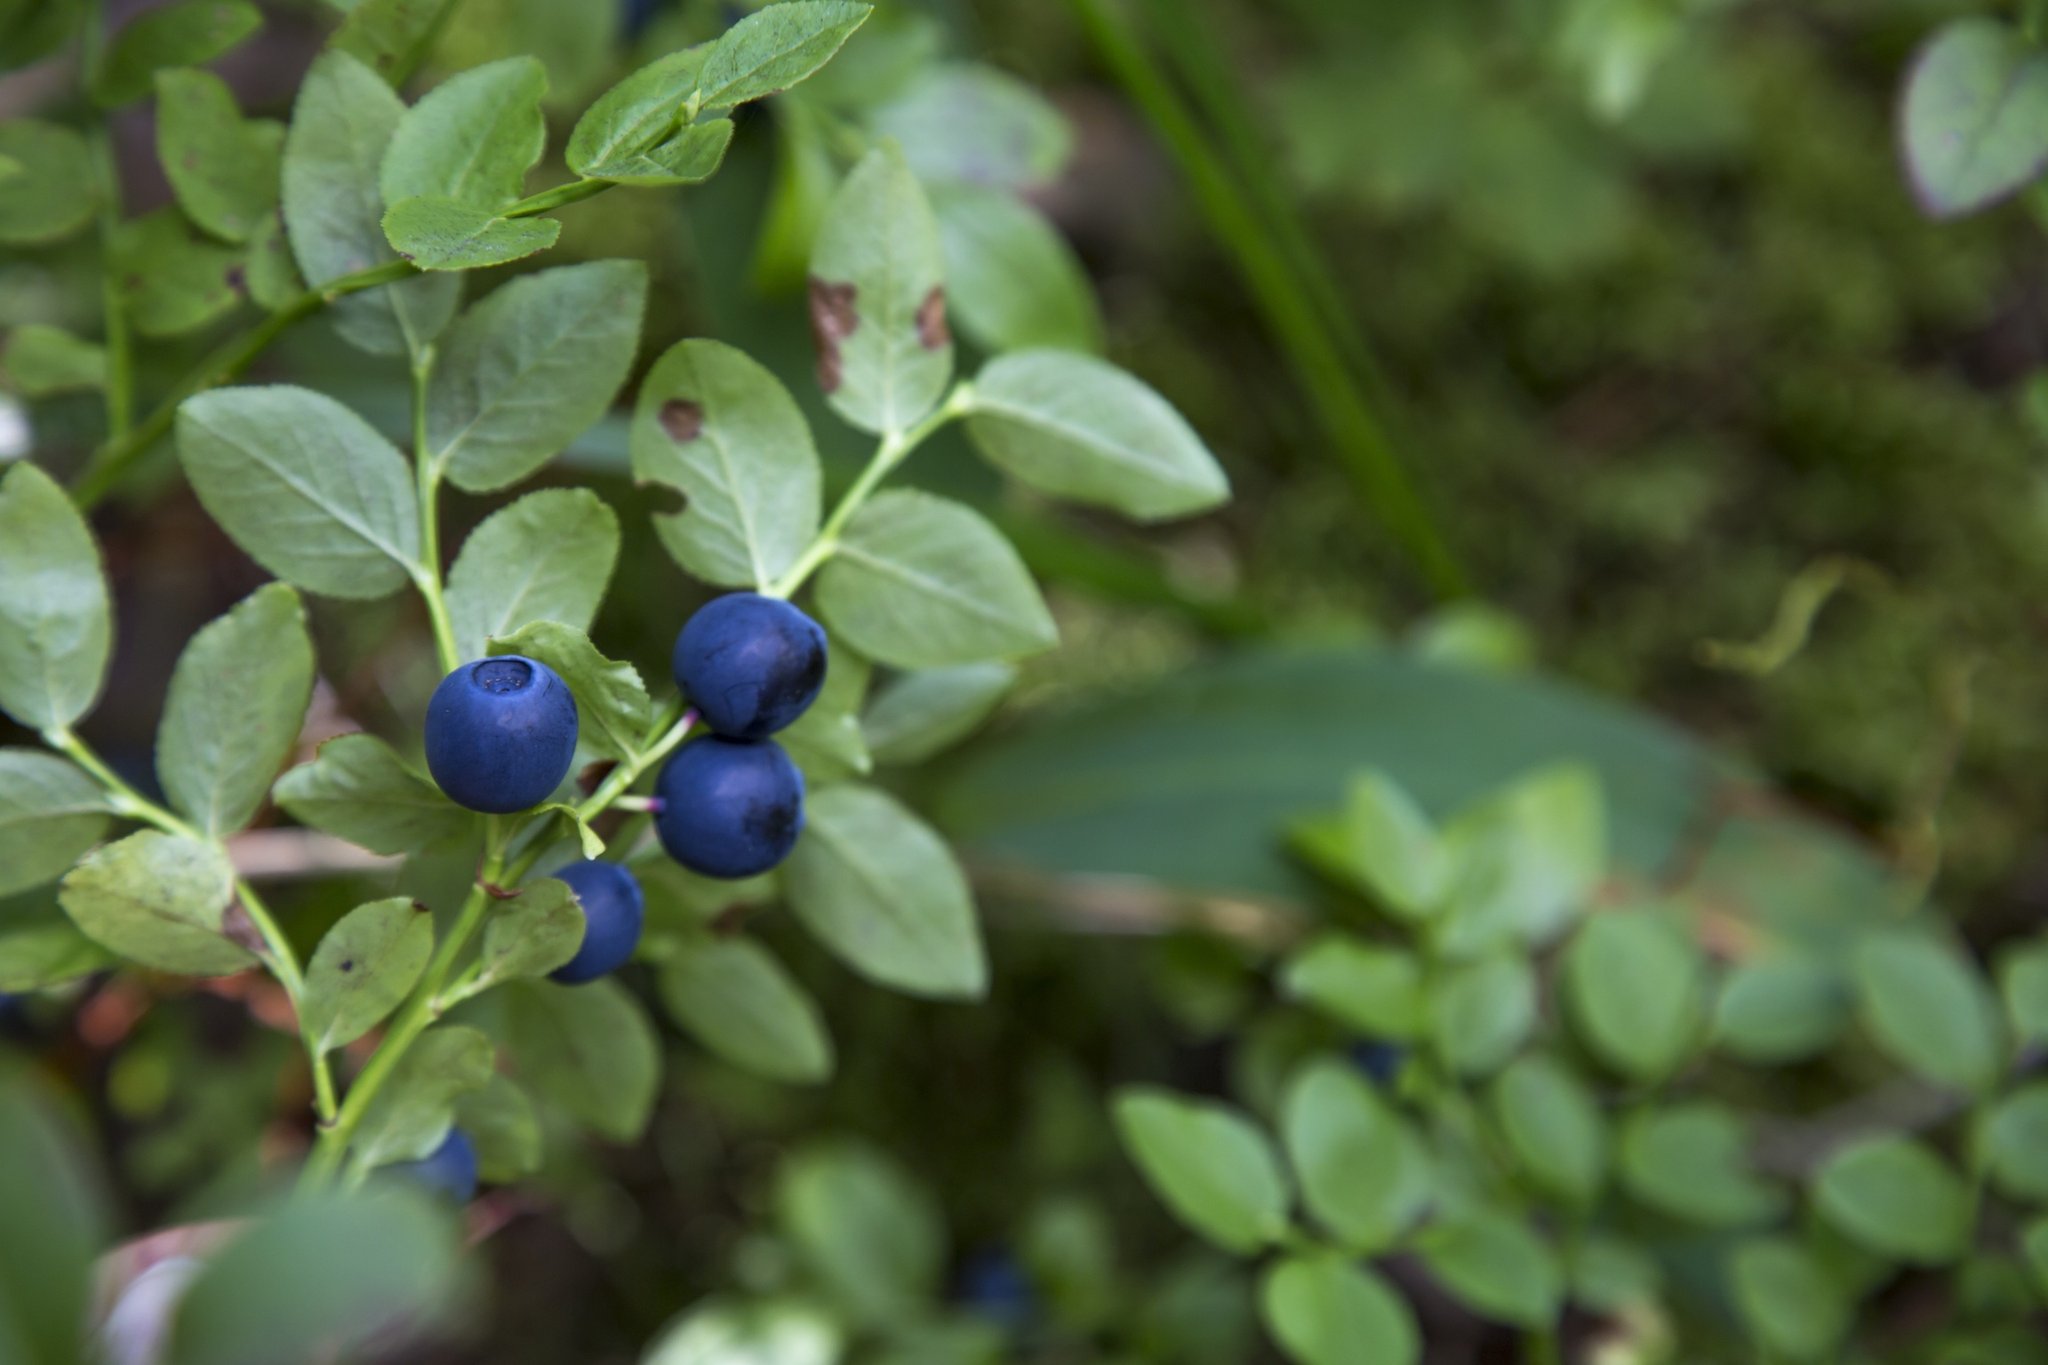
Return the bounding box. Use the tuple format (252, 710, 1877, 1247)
(424, 656, 579, 814)
(654, 736, 805, 878)
(549, 859, 645, 984)
(389, 1128, 478, 1203)
(673, 592, 828, 739)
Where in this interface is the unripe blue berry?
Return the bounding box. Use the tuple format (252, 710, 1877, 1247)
(654, 736, 805, 878)
(549, 859, 645, 984)
(423, 656, 578, 813)
(388, 1128, 479, 1203)
(673, 592, 828, 739)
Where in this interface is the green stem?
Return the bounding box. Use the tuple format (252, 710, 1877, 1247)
(1061, 0, 1469, 600)
(767, 385, 972, 599)
(504, 178, 609, 219)
(408, 345, 462, 673)
(71, 259, 418, 509)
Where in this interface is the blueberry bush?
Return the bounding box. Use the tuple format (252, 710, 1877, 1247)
(8, 0, 2048, 1361)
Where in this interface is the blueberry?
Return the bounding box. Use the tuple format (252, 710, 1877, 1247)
(957, 1247, 1034, 1328)
(673, 593, 828, 739)
(423, 656, 579, 814)
(654, 736, 805, 878)
(388, 1128, 479, 1203)
(1349, 1040, 1405, 1086)
(549, 859, 645, 984)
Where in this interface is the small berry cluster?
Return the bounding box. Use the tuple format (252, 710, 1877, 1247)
(420, 592, 829, 991)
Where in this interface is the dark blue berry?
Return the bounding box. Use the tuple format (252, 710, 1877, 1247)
(654, 736, 805, 878)
(389, 1128, 478, 1203)
(1349, 1040, 1405, 1086)
(549, 860, 645, 984)
(423, 656, 579, 814)
(957, 1247, 1034, 1328)
(673, 593, 828, 739)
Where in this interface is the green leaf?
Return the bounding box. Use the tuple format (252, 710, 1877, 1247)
(1900, 19, 2048, 219)
(659, 933, 833, 1083)
(1417, 1210, 1562, 1328)
(965, 350, 1227, 520)
(0, 896, 110, 991)
(1492, 1055, 1606, 1206)
(869, 62, 1069, 189)
(1113, 1087, 1289, 1254)
(0, 121, 96, 244)
(863, 662, 1015, 766)
(1814, 1135, 1971, 1264)
(1260, 1255, 1418, 1365)
(1985, 1083, 2048, 1203)
(382, 195, 559, 271)
(0, 751, 112, 898)
(1563, 910, 1705, 1082)
(330, 0, 463, 88)
(777, 1138, 942, 1329)
(1618, 1102, 1783, 1228)
(244, 207, 304, 309)
(808, 142, 951, 435)
(454, 1074, 541, 1182)
(566, 49, 705, 177)
(0, 462, 110, 730)
(817, 490, 1054, 668)
(168, 1189, 462, 1365)
(783, 784, 985, 998)
(93, 0, 260, 107)
(157, 583, 314, 838)
(1568, 1233, 1661, 1313)
(1279, 936, 1424, 1039)
(538, 802, 605, 860)
(696, 1, 873, 109)
(446, 488, 618, 664)
(498, 977, 659, 1140)
(154, 68, 282, 243)
(2, 324, 105, 396)
(2001, 935, 2048, 1048)
(576, 118, 733, 186)
(1853, 928, 2005, 1094)
(630, 338, 822, 589)
(176, 385, 422, 599)
(2026, 1219, 2048, 1296)
(1429, 951, 1534, 1077)
(476, 877, 583, 987)
(487, 622, 650, 760)
(1436, 763, 1606, 953)
(426, 259, 647, 491)
(0, 1071, 105, 1365)
(58, 830, 253, 975)
(282, 51, 457, 357)
(273, 733, 472, 856)
(1279, 1059, 1431, 1252)
(113, 207, 244, 338)
(1289, 770, 1447, 919)
(380, 56, 546, 211)
(352, 1023, 495, 1167)
(777, 646, 871, 784)
(301, 897, 434, 1052)
(1729, 1238, 1851, 1360)
(642, 1298, 845, 1365)
(1713, 955, 1852, 1063)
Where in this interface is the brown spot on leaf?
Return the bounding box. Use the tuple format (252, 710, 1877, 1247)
(339, 959, 355, 973)
(483, 882, 520, 901)
(916, 286, 950, 350)
(808, 276, 859, 393)
(224, 263, 246, 292)
(181, 152, 199, 171)
(659, 398, 704, 442)
(411, 900, 431, 914)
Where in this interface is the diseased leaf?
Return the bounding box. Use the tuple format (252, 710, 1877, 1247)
(487, 622, 650, 760)
(816, 490, 1055, 668)
(380, 56, 547, 211)
(659, 934, 834, 1083)
(1900, 19, 2048, 219)
(0, 461, 110, 730)
(155, 69, 283, 244)
(1113, 1088, 1289, 1254)
(351, 1024, 496, 1168)
(94, 0, 261, 107)
(382, 196, 560, 271)
(282, 51, 457, 356)
(274, 733, 472, 856)
(630, 338, 821, 588)
(58, 831, 253, 976)
(696, 1, 873, 110)
(808, 142, 951, 434)
(0, 751, 113, 898)
(783, 784, 985, 998)
(177, 385, 422, 599)
(475, 877, 583, 987)
(426, 259, 647, 491)
(301, 897, 434, 1052)
(0, 121, 96, 244)
(157, 584, 314, 838)
(446, 488, 619, 663)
